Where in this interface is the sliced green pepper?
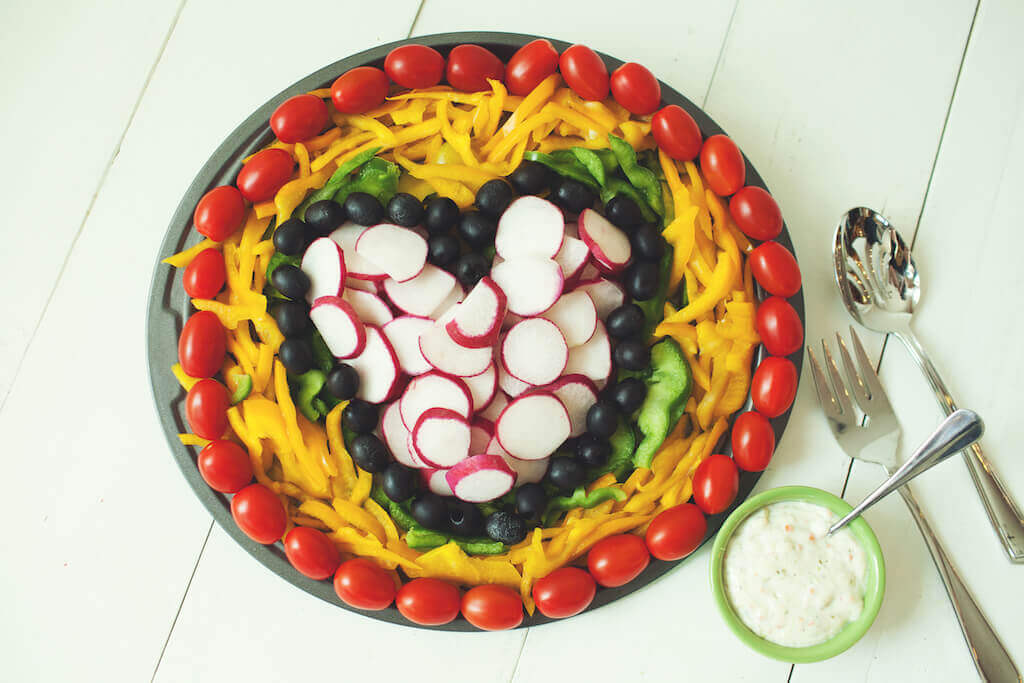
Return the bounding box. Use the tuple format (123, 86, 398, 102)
(523, 150, 600, 189)
(388, 500, 418, 531)
(332, 157, 400, 206)
(291, 369, 327, 421)
(569, 147, 607, 186)
(632, 338, 693, 468)
(599, 178, 656, 222)
(405, 526, 450, 550)
(608, 134, 664, 216)
(588, 418, 638, 481)
(453, 538, 506, 555)
(264, 252, 301, 301)
(229, 374, 252, 405)
(297, 146, 381, 218)
(310, 330, 334, 374)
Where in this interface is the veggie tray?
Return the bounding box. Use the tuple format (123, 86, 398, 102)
(147, 31, 805, 630)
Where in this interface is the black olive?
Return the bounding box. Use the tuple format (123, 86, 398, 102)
(632, 224, 665, 262)
(475, 179, 516, 217)
(508, 160, 550, 195)
(326, 363, 360, 400)
(272, 218, 314, 255)
(349, 434, 389, 473)
(386, 192, 425, 227)
(424, 196, 460, 234)
(484, 511, 527, 545)
(411, 492, 448, 530)
(343, 192, 384, 226)
(586, 401, 619, 438)
(455, 252, 490, 288)
(614, 339, 651, 371)
(604, 195, 644, 231)
(448, 500, 485, 536)
(553, 178, 596, 214)
(457, 211, 497, 248)
(605, 303, 646, 339)
(611, 376, 647, 413)
(278, 337, 314, 374)
(381, 462, 417, 502)
(304, 200, 346, 236)
(515, 483, 548, 519)
(271, 300, 310, 338)
(624, 261, 660, 300)
(576, 434, 612, 467)
(270, 264, 310, 300)
(546, 456, 586, 492)
(343, 399, 378, 433)
(426, 234, 460, 268)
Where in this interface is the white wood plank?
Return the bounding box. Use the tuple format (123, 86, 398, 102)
(0, 0, 182, 401)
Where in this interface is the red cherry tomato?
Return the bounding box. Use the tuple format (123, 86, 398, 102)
(270, 94, 329, 143)
(197, 439, 252, 493)
(751, 356, 798, 418)
(756, 296, 803, 356)
(699, 135, 745, 196)
(333, 558, 397, 610)
(385, 44, 445, 89)
(506, 39, 560, 96)
(749, 241, 801, 297)
(284, 527, 341, 580)
(532, 567, 596, 619)
(396, 578, 461, 625)
(731, 411, 775, 472)
(645, 503, 707, 561)
(446, 44, 504, 93)
(185, 378, 230, 440)
(178, 310, 226, 378)
(587, 534, 650, 588)
(559, 44, 609, 101)
(652, 105, 702, 161)
(331, 66, 389, 114)
(182, 248, 226, 299)
(193, 186, 245, 241)
(461, 584, 523, 631)
(231, 483, 287, 544)
(609, 62, 661, 115)
(236, 148, 294, 202)
(730, 186, 783, 240)
(692, 454, 740, 515)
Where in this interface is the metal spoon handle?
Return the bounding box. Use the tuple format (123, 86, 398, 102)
(897, 329, 1024, 563)
(830, 410, 983, 535)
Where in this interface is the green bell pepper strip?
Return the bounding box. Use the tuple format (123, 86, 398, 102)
(332, 157, 401, 206)
(405, 526, 506, 554)
(291, 369, 327, 421)
(264, 252, 300, 301)
(543, 486, 628, 526)
(523, 150, 600, 189)
(297, 146, 381, 218)
(635, 246, 674, 338)
(569, 147, 607, 186)
(405, 527, 450, 550)
(388, 501, 418, 531)
(310, 330, 334, 374)
(608, 134, 664, 216)
(599, 178, 656, 222)
(632, 338, 693, 468)
(229, 374, 252, 405)
(453, 538, 506, 555)
(587, 418, 637, 481)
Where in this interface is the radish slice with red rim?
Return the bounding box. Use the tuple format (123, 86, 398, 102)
(329, 222, 388, 281)
(500, 318, 568, 386)
(354, 223, 428, 282)
(381, 401, 424, 468)
(470, 416, 494, 455)
(346, 325, 401, 403)
(540, 290, 598, 347)
(485, 437, 550, 486)
(383, 264, 457, 317)
(345, 277, 378, 293)
(399, 371, 472, 430)
(463, 362, 498, 412)
(553, 235, 590, 284)
(543, 374, 599, 438)
(342, 288, 394, 327)
(478, 391, 509, 423)
(496, 392, 571, 461)
(490, 257, 564, 316)
(578, 208, 632, 273)
(418, 322, 493, 377)
(421, 468, 454, 496)
(309, 296, 366, 359)
(381, 315, 433, 376)
(445, 454, 516, 502)
(497, 362, 532, 397)
(573, 278, 627, 320)
(564, 321, 612, 383)
(445, 276, 507, 348)
(495, 196, 565, 260)
(429, 282, 465, 319)
(301, 237, 346, 303)
(412, 408, 471, 469)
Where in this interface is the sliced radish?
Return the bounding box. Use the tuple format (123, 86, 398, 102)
(418, 322, 493, 377)
(346, 325, 401, 403)
(496, 392, 571, 460)
(412, 408, 471, 469)
(400, 371, 472, 430)
(301, 237, 346, 304)
(355, 223, 428, 282)
(495, 196, 564, 260)
(544, 374, 599, 438)
(381, 315, 433, 376)
(578, 208, 632, 273)
(381, 401, 424, 468)
(484, 436, 549, 486)
(446, 454, 516, 503)
(574, 278, 627, 320)
(564, 321, 612, 383)
(497, 362, 532, 397)
(578, 262, 601, 282)
(478, 391, 509, 423)
(430, 282, 465, 320)
(345, 277, 378, 293)
(540, 290, 598, 347)
(330, 222, 388, 281)
(445, 277, 507, 348)
(463, 362, 497, 412)
(490, 257, 564, 316)
(470, 416, 495, 454)
(309, 296, 366, 359)
(553, 235, 590, 284)
(421, 468, 454, 497)
(342, 288, 394, 327)
(383, 264, 457, 317)
(500, 318, 568, 386)
(501, 311, 524, 332)
(564, 221, 579, 239)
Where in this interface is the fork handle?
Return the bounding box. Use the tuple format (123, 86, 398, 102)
(893, 482, 1020, 682)
(896, 329, 1024, 562)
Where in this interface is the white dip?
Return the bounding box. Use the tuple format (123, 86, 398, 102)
(723, 501, 867, 648)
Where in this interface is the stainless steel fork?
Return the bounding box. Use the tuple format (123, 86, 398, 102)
(808, 328, 1019, 682)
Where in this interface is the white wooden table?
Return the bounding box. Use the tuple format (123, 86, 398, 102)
(2, 0, 1022, 680)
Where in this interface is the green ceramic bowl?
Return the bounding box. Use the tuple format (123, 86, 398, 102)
(709, 486, 886, 663)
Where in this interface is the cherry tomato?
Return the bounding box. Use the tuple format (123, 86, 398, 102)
(751, 356, 798, 418)
(334, 558, 397, 610)
(506, 39, 560, 96)
(270, 94, 329, 144)
(645, 503, 707, 561)
(652, 105, 702, 162)
(532, 567, 596, 619)
(731, 411, 775, 472)
(559, 44, 609, 101)
(193, 186, 245, 241)
(396, 578, 461, 625)
(331, 66, 389, 114)
(587, 534, 650, 588)
(182, 248, 226, 299)
(284, 527, 341, 580)
(730, 186, 783, 240)
(461, 584, 523, 631)
(385, 44, 445, 89)
(756, 296, 803, 356)
(692, 454, 740, 515)
(236, 148, 294, 203)
(197, 439, 252, 493)
(178, 310, 226, 378)
(699, 135, 745, 196)
(749, 241, 801, 297)
(609, 62, 661, 115)
(231, 483, 287, 544)
(185, 378, 230, 440)
(446, 44, 504, 93)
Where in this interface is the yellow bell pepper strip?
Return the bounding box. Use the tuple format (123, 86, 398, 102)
(392, 150, 498, 191)
(387, 88, 486, 105)
(253, 200, 276, 219)
(484, 78, 506, 141)
(191, 298, 265, 330)
(658, 253, 736, 327)
(171, 363, 200, 392)
(253, 343, 274, 395)
(390, 98, 430, 125)
(696, 357, 730, 430)
(274, 360, 331, 492)
(306, 87, 331, 99)
(364, 499, 401, 544)
(663, 205, 698, 290)
(164, 238, 219, 268)
(227, 406, 273, 487)
(298, 411, 335, 476)
(251, 313, 284, 353)
(567, 94, 619, 131)
(309, 131, 377, 173)
(338, 114, 397, 146)
(422, 176, 476, 209)
(304, 126, 341, 152)
(274, 165, 333, 221)
(295, 142, 310, 178)
(177, 433, 211, 448)
(716, 341, 756, 418)
(325, 402, 358, 491)
(618, 120, 652, 149)
(330, 497, 387, 543)
(360, 100, 404, 120)
(484, 73, 560, 155)
(349, 465, 372, 506)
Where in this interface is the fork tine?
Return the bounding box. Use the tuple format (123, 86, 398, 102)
(848, 326, 890, 404)
(806, 346, 843, 421)
(820, 339, 855, 417)
(835, 332, 872, 414)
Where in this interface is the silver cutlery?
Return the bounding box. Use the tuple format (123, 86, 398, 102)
(808, 328, 1019, 682)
